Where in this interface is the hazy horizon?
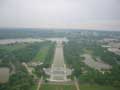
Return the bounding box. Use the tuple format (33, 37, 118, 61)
(0, 0, 120, 31)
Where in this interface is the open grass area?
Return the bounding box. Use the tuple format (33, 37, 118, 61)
(34, 45, 50, 62)
(79, 84, 119, 90)
(40, 84, 76, 90)
(31, 85, 37, 90)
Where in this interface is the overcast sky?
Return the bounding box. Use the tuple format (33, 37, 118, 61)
(0, 0, 120, 30)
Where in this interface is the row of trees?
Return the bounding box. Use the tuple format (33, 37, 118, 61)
(43, 42, 55, 67)
(33, 42, 55, 78)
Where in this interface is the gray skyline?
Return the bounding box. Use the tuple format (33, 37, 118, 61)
(0, 0, 120, 30)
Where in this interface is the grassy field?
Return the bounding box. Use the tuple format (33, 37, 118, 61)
(40, 84, 76, 90)
(31, 85, 37, 90)
(34, 45, 50, 62)
(79, 84, 119, 90)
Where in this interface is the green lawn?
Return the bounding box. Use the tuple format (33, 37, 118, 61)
(34, 46, 50, 62)
(31, 85, 37, 90)
(40, 84, 76, 90)
(80, 84, 119, 90)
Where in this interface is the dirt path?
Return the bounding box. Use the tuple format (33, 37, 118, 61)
(22, 62, 33, 75)
(37, 76, 43, 90)
(22, 62, 43, 90)
(10, 62, 16, 75)
(74, 77, 80, 90)
(22, 62, 37, 79)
